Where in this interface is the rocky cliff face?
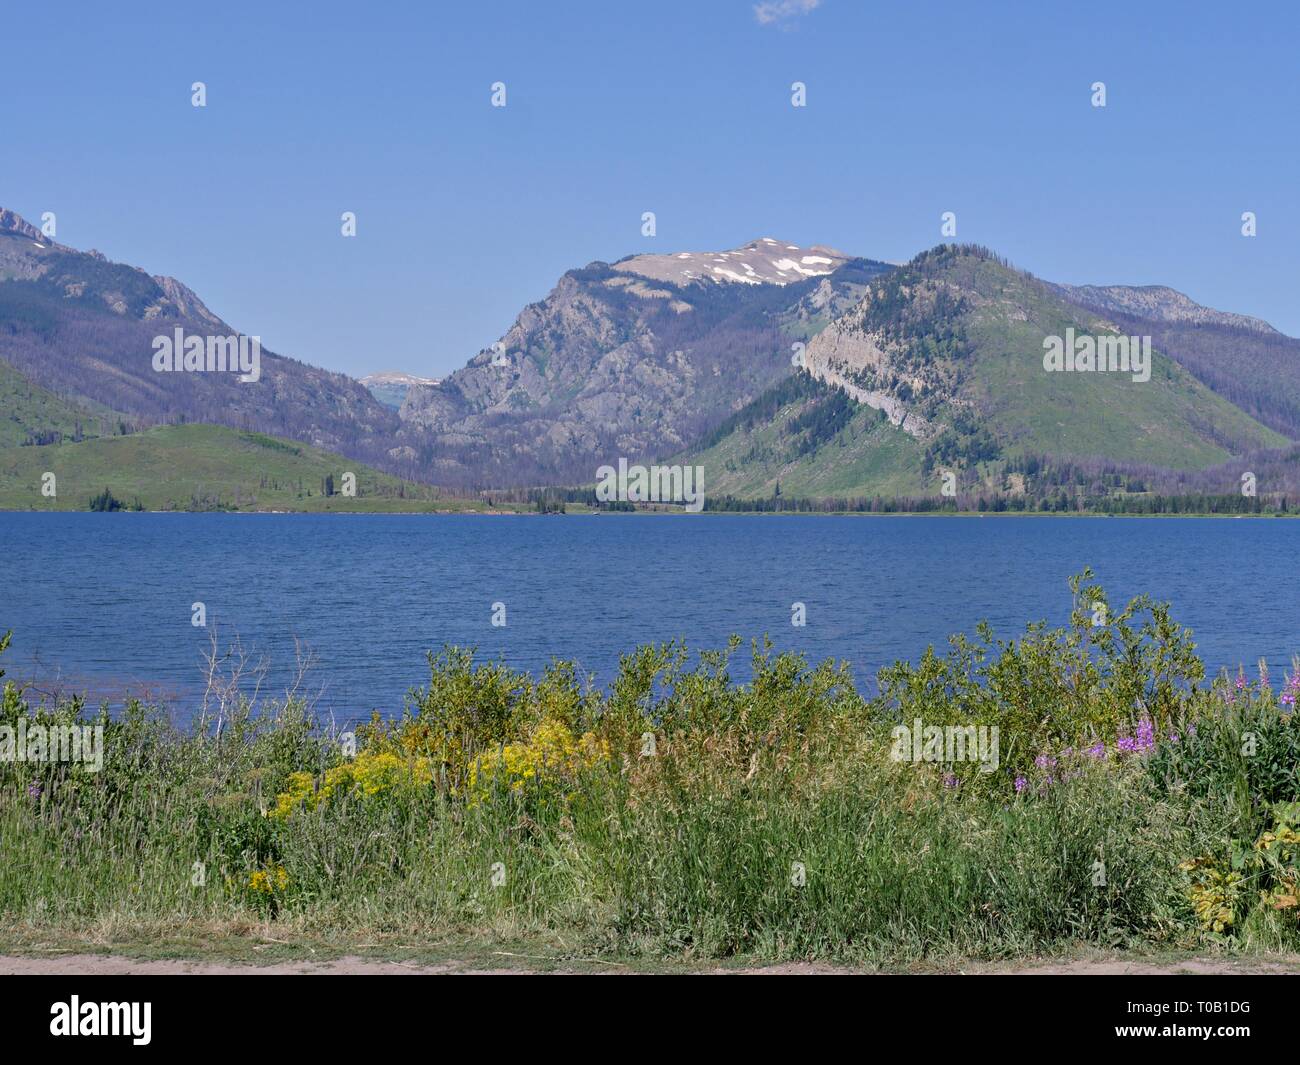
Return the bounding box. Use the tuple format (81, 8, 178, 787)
(0, 208, 48, 243)
(802, 322, 931, 437)
(148, 275, 224, 326)
(797, 257, 978, 440)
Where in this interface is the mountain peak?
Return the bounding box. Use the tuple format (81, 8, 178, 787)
(613, 238, 851, 287)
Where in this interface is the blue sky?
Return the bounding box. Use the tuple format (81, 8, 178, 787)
(4, 0, 1297, 378)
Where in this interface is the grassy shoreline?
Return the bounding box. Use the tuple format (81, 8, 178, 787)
(3, 572, 1299, 964)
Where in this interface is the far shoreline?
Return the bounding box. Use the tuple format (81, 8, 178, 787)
(1, 506, 1296, 520)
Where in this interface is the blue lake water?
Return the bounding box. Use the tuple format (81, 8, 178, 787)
(1, 512, 1296, 726)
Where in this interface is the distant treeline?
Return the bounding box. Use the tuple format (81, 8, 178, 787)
(702, 492, 1291, 516)
(472, 483, 1296, 517)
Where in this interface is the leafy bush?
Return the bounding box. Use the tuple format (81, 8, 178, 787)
(877, 568, 1204, 781)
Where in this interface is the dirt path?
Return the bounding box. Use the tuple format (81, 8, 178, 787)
(3, 953, 1298, 975)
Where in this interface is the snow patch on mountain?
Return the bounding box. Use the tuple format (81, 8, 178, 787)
(614, 238, 850, 287)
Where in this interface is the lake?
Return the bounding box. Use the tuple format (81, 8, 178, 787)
(1, 512, 1296, 725)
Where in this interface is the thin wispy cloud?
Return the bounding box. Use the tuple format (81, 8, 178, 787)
(754, 0, 821, 27)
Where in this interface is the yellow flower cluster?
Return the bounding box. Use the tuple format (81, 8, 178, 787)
(271, 750, 434, 819)
(326, 749, 434, 798)
(468, 718, 609, 803)
(272, 771, 317, 819)
(247, 863, 290, 895)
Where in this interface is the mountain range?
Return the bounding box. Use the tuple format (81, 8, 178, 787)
(2, 206, 1297, 509)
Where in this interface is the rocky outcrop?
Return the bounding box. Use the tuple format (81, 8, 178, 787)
(148, 275, 224, 326)
(803, 323, 931, 437)
(0, 208, 47, 242)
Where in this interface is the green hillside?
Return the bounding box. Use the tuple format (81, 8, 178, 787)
(688, 246, 1290, 502)
(942, 252, 1288, 468)
(0, 357, 109, 447)
(687, 371, 927, 498)
(0, 423, 475, 512)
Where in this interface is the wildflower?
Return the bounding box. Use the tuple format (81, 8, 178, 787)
(271, 771, 317, 819)
(26, 780, 42, 800)
(468, 719, 610, 805)
(1116, 717, 1155, 755)
(1014, 775, 1028, 793)
(247, 863, 290, 895)
(1085, 741, 1106, 759)
(1034, 754, 1057, 770)
(271, 750, 435, 819)
(943, 773, 959, 789)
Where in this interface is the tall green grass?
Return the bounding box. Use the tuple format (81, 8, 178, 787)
(1, 572, 1298, 963)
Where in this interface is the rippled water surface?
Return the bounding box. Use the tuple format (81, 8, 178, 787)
(2, 513, 1296, 723)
